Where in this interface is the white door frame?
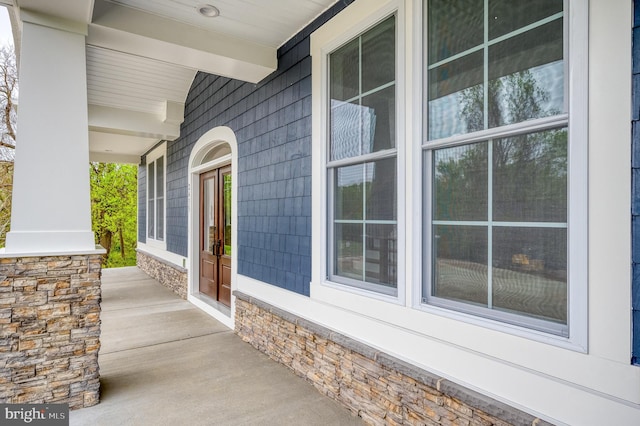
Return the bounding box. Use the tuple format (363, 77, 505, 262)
(187, 126, 238, 329)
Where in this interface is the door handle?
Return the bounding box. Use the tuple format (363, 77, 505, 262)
(212, 240, 222, 257)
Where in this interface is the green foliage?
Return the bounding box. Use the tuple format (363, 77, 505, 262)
(0, 161, 13, 248)
(90, 162, 138, 268)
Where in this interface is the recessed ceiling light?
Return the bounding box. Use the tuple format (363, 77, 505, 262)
(197, 4, 220, 17)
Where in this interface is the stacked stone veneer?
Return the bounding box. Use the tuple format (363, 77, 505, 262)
(0, 254, 102, 409)
(136, 250, 187, 299)
(235, 292, 553, 426)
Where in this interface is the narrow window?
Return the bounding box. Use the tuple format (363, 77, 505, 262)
(156, 155, 165, 241)
(148, 161, 155, 239)
(147, 152, 165, 243)
(328, 15, 398, 296)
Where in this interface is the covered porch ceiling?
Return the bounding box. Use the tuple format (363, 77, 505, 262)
(2, 0, 337, 163)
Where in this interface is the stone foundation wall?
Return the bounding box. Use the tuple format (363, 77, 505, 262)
(235, 292, 553, 426)
(136, 250, 187, 299)
(0, 254, 103, 409)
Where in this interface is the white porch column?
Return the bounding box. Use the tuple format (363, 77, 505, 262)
(4, 17, 96, 254)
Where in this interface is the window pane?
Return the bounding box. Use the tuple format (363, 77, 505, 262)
(330, 96, 394, 161)
(333, 159, 398, 290)
(330, 38, 359, 101)
(433, 225, 488, 306)
(366, 158, 396, 221)
(361, 86, 395, 152)
(488, 0, 562, 40)
(335, 159, 397, 222)
(361, 16, 395, 93)
(330, 100, 372, 160)
(148, 162, 155, 201)
(427, 0, 484, 64)
(433, 143, 488, 221)
(224, 173, 232, 256)
(492, 227, 567, 324)
(156, 156, 164, 194)
(493, 128, 567, 222)
(147, 200, 154, 239)
(330, 16, 396, 161)
(203, 177, 215, 254)
(428, 51, 484, 140)
(335, 164, 364, 221)
(488, 20, 564, 127)
(335, 223, 363, 281)
(147, 162, 155, 239)
(156, 156, 165, 241)
(365, 224, 397, 287)
(202, 144, 231, 164)
(157, 197, 164, 241)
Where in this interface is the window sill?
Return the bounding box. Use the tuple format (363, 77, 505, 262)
(314, 278, 404, 306)
(413, 301, 586, 353)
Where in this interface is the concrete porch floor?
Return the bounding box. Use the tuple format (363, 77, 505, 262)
(70, 267, 362, 426)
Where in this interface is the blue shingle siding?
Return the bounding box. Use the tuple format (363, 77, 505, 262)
(633, 0, 640, 365)
(165, 155, 189, 256)
(140, 0, 355, 295)
(138, 163, 146, 244)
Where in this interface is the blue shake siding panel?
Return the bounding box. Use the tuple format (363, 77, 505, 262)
(141, 0, 355, 296)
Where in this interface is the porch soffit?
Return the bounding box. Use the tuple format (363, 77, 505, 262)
(5, 0, 338, 163)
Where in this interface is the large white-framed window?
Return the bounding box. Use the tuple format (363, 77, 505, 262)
(421, 0, 587, 342)
(146, 143, 166, 248)
(312, 0, 586, 348)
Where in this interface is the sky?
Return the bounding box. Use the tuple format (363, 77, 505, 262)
(0, 6, 13, 46)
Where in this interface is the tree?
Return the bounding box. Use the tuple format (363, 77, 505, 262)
(0, 44, 17, 247)
(90, 163, 138, 267)
(0, 161, 12, 248)
(0, 43, 17, 161)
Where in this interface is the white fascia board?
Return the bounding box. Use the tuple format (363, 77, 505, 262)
(88, 1, 276, 83)
(88, 104, 180, 140)
(17, 0, 94, 26)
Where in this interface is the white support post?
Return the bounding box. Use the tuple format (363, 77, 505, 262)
(4, 19, 97, 254)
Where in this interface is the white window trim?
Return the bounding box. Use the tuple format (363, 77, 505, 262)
(146, 142, 167, 250)
(312, 0, 405, 304)
(564, 0, 589, 352)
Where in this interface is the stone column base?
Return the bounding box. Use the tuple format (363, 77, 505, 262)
(0, 253, 102, 409)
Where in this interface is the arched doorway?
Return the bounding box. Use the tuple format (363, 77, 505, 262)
(187, 127, 237, 328)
